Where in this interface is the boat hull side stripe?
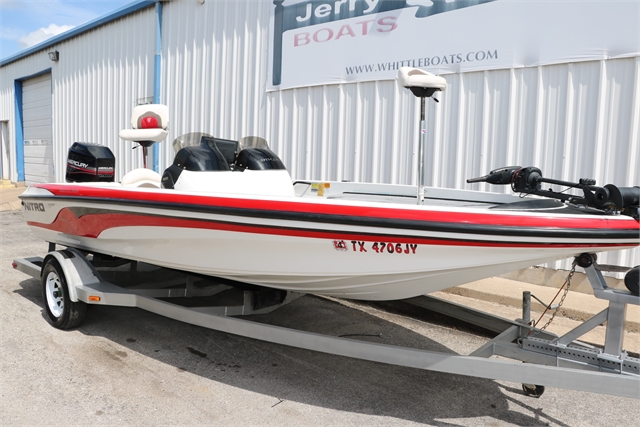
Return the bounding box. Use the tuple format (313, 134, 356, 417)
(22, 196, 640, 241)
(26, 207, 637, 248)
(24, 186, 640, 231)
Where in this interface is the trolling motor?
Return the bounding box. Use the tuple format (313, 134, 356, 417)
(467, 166, 640, 218)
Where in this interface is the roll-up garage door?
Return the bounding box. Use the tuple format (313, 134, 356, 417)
(23, 73, 54, 184)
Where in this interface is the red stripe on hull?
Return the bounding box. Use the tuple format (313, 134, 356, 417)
(31, 184, 640, 231)
(27, 208, 632, 249)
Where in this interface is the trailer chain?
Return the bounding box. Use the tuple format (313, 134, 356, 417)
(527, 262, 576, 338)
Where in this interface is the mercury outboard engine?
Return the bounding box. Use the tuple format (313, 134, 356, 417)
(66, 142, 115, 183)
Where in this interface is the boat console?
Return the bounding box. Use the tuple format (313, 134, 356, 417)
(161, 134, 294, 197)
(161, 136, 287, 182)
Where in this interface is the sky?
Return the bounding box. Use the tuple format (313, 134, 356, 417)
(0, 0, 136, 61)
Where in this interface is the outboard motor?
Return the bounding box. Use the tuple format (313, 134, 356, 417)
(66, 142, 115, 183)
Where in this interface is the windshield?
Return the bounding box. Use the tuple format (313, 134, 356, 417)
(238, 136, 269, 150)
(172, 132, 214, 154)
(172, 133, 271, 154)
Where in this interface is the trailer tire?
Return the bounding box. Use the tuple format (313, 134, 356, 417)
(624, 266, 639, 296)
(522, 383, 545, 398)
(42, 258, 87, 329)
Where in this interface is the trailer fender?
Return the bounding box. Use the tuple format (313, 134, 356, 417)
(42, 249, 102, 303)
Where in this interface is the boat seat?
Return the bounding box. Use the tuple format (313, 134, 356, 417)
(121, 168, 162, 188)
(119, 104, 169, 169)
(398, 67, 447, 98)
(119, 104, 169, 143)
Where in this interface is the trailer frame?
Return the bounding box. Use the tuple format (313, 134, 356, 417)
(12, 247, 640, 399)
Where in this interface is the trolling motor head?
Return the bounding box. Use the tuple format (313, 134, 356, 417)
(467, 166, 524, 185)
(467, 166, 640, 217)
(466, 166, 543, 192)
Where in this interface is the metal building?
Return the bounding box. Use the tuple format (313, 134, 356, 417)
(0, 0, 637, 270)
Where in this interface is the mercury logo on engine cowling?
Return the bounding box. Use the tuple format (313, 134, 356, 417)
(98, 166, 114, 176)
(68, 159, 90, 169)
(24, 202, 46, 212)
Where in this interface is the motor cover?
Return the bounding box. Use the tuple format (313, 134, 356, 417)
(66, 142, 115, 183)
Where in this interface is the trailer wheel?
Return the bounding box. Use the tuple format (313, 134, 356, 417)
(624, 266, 639, 296)
(42, 258, 86, 329)
(522, 383, 545, 398)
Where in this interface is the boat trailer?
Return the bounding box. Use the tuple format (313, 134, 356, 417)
(12, 247, 640, 399)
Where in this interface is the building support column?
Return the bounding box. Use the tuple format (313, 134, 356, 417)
(13, 80, 24, 182)
(152, 0, 163, 173)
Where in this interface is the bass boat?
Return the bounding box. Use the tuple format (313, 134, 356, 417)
(20, 68, 640, 300)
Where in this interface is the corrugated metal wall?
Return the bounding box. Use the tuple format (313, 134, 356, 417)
(160, 0, 270, 153)
(1, 0, 637, 271)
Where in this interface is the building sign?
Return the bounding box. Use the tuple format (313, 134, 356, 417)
(268, 0, 640, 90)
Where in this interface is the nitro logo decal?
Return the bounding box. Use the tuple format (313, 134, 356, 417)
(24, 202, 46, 212)
(334, 239, 418, 254)
(272, 0, 495, 85)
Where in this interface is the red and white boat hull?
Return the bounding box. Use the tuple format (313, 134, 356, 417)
(21, 183, 639, 300)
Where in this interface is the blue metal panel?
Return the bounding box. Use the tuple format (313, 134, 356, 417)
(152, 0, 163, 173)
(11, 68, 53, 183)
(13, 80, 24, 182)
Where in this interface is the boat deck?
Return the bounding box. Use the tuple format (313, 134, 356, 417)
(295, 180, 527, 208)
